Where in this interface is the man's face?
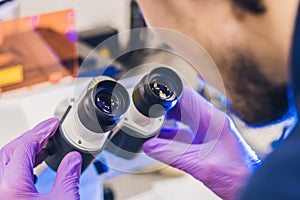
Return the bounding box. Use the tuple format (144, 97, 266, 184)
(136, 0, 298, 125)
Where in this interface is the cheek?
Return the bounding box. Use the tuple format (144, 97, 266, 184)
(136, 0, 240, 65)
(136, 0, 177, 28)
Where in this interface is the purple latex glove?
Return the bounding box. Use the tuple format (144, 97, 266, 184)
(0, 118, 82, 200)
(143, 86, 262, 200)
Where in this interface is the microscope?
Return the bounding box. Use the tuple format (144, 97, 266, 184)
(45, 66, 183, 172)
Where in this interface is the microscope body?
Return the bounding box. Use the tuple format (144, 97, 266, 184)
(46, 101, 111, 171)
(105, 88, 165, 159)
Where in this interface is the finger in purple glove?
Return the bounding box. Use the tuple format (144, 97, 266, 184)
(49, 151, 82, 200)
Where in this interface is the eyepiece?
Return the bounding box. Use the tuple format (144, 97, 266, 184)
(79, 79, 130, 133)
(93, 80, 129, 117)
(132, 67, 183, 118)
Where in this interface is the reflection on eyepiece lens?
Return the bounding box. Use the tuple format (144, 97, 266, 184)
(150, 80, 173, 100)
(95, 92, 120, 114)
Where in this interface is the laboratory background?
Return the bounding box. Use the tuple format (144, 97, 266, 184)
(0, 0, 293, 200)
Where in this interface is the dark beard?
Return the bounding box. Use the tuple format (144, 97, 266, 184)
(225, 53, 288, 126)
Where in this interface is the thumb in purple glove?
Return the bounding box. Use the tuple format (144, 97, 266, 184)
(0, 118, 82, 200)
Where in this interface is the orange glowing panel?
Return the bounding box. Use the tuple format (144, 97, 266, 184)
(0, 10, 78, 92)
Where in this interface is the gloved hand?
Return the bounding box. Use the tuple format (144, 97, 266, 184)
(143, 86, 262, 200)
(0, 118, 82, 200)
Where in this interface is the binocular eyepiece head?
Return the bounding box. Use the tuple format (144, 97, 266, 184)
(132, 67, 183, 118)
(46, 67, 183, 171)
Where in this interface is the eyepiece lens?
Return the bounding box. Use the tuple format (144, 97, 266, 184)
(132, 67, 183, 117)
(150, 80, 173, 100)
(95, 92, 119, 114)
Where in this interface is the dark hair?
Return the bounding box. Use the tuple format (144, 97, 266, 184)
(233, 0, 266, 14)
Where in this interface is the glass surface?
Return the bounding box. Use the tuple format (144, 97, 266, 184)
(95, 92, 119, 114)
